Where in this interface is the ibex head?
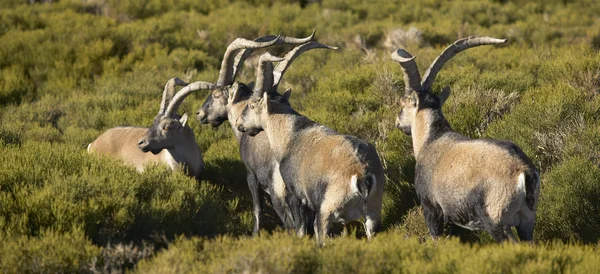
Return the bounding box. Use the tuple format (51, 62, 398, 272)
(197, 32, 316, 127)
(393, 36, 506, 135)
(237, 42, 337, 135)
(139, 78, 214, 154)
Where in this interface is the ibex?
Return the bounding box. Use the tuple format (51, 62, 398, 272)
(196, 32, 324, 235)
(88, 78, 213, 180)
(392, 36, 539, 242)
(236, 51, 385, 245)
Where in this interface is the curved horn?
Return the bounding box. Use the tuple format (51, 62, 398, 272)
(421, 36, 507, 92)
(392, 49, 422, 94)
(216, 36, 282, 87)
(158, 77, 189, 115)
(231, 31, 317, 82)
(254, 53, 285, 96)
(272, 41, 338, 91)
(164, 81, 215, 118)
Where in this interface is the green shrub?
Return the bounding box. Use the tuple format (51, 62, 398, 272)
(135, 231, 600, 273)
(536, 157, 600, 243)
(0, 228, 100, 274)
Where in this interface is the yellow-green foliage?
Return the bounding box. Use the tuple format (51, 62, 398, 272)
(2, 0, 600, 272)
(135, 231, 600, 274)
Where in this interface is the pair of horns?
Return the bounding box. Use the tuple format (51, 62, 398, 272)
(392, 36, 507, 95)
(217, 31, 317, 88)
(159, 77, 215, 118)
(253, 41, 338, 96)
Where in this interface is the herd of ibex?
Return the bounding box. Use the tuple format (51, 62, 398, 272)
(88, 31, 539, 245)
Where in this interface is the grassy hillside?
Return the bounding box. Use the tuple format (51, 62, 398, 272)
(1, 0, 600, 272)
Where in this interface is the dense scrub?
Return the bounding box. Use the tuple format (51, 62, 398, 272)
(1, 0, 600, 272)
(134, 232, 600, 274)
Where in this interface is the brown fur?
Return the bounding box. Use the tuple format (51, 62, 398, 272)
(88, 127, 172, 171)
(88, 126, 203, 179)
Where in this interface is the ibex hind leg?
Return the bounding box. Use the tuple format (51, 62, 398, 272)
(315, 209, 333, 247)
(516, 217, 535, 242)
(487, 225, 509, 243)
(422, 203, 444, 240)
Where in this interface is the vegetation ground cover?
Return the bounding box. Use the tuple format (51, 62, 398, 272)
(1, 0, 600, 272)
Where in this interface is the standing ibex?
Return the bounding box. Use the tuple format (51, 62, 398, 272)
(196, 32, 324, 235)
(392, 36, 539, 242)
(237, 51, 385, 245)
(88, 78, 213, 180)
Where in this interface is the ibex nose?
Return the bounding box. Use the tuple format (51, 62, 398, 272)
(137, 138, 149, 151)
(197, 110, 208, 124)
(237, 125, 246, 132)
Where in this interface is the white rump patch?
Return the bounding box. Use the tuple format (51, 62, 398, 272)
(516, 172, 526, 195)
(350, 175, 359, 194)
(87, 143, 92, 153)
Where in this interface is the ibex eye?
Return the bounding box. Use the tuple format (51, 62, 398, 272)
(163, 125, 170, 131)
(249, 104, 255, 110)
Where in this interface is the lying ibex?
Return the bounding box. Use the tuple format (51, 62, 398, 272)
(88, 78, 213, 180)
(392, 36, 539, 242)
(237, 50, 385, 245)
(196, 33, 320, 235)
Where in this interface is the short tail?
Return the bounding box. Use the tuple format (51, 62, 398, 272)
(87, 143, 92, 153)
(524, 170, 540, 211)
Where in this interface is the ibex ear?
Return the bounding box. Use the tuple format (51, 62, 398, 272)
(439, 86, 451, 106)
(409, 91, 418, 107)
(262, 92, 272, 113)
(179, 113, 189, 128)
(282, 88, 292, 100)
(228, 85, 242, 104)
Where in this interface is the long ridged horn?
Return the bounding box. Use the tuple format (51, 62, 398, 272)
(232, 31, 316, 81)
(164, 81, 215, 118)
(392, 49, 422, 94)
(421, 36, 507, 92)
(158, 77, 189, 115)
(253, 53, 285, 97)
(216, 36, 282, 87)
(272, 41, 338, 91)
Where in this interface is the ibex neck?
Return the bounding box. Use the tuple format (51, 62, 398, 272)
(263, 112, 306, 162)
(412, 108, 452, 158)
(227, 102, 247, 142)
(169, 129, 203, 177)
(227, 118, 244, 142)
